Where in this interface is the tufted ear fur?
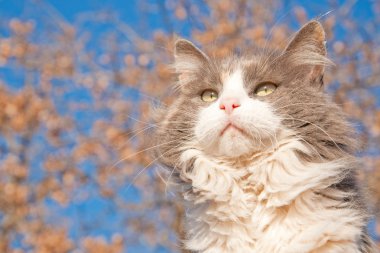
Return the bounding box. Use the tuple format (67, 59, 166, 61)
(174, 39, 209, 86)
(284, 21, 332, 87)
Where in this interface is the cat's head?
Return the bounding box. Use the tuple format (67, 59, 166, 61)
(155, 21, 354, 165)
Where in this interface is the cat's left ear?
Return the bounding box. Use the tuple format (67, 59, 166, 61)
(174, 39, 209, 86)
(284, 21, 333, 87)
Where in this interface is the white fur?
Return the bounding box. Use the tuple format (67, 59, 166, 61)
(194, 68, 281, 157)
(179, 131, 365, 253)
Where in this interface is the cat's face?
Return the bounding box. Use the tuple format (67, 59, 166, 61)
(155, 21, 351, 164)
(194, 65, 281, 157)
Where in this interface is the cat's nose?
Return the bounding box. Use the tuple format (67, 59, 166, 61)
(219, 98, 240, 114)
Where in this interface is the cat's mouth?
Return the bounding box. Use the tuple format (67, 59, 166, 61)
(220, 123, 246, 136)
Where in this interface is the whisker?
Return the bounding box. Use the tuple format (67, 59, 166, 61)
(154, 165, 177, 197)
(124, 139, 190, 192)
(273, 102, 337, 111)
(126, 115, 156, 126)
(279, 114, 345, 154)
(107, 137, 192, 172)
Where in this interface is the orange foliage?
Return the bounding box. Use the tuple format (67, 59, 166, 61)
(0, 1, 379, 252)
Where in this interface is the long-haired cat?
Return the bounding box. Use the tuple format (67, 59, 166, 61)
(153, 21, 377, 252)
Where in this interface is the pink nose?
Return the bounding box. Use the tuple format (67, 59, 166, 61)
(219, 98, 241, 114)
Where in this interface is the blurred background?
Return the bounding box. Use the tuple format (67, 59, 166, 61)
(0, 0, 379, 252)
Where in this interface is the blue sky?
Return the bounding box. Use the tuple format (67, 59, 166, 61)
(0, 0, 379, 252)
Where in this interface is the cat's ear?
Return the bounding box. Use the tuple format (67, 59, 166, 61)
(284, 21, 333, 87)
(174, 39, 209, 85)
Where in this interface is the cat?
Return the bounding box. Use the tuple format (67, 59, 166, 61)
(153, 21, 378, 253)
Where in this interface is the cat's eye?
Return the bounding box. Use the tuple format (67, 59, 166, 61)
(254, 82, 277, 96)
(201, 89, 218, 102)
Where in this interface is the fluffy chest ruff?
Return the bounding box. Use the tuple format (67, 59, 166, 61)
(178, 136, 366, 253)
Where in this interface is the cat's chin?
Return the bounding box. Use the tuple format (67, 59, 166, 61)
(203, 130, 268, 158)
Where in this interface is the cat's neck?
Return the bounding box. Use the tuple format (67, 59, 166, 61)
(177, 131, 360, 252)
(178, 130, 348, 206)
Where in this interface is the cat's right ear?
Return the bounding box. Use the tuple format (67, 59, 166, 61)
(174, 39, 209, 85)
(284, 21, 333, 88)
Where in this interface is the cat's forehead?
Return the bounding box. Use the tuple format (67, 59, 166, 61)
(219, 54, 259, 72)
(217, 50, 280, 85)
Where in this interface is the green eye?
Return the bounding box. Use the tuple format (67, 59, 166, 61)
(201, 89, 218, 102)
(254, 82, 277, 96)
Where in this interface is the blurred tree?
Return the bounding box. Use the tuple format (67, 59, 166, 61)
(0, 0, 379, 252)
